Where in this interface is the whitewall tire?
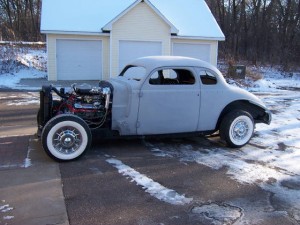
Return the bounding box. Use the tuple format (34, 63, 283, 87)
(220, 110, 254, 148)
(41, 114, 92, 161)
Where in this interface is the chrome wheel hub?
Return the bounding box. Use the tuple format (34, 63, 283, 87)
(232, 120, 249, 140)
(53, 127, 82, 154)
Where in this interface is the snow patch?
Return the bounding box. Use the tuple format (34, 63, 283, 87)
(3, 215, 14, 220)
(1, 207, 13, 213)
(191, 203, 242, 225)
(0, 205, 10, 212)
(22, 138, 36, 168)
(7, 99, 39, 106)
(23, 153, 32, 168)
(1, 202, 14, 222)
(106, 158, 192, 205)
(0, 47, 47, 90)
(0, 68, 46, 90)
(5, 92, 39, 106)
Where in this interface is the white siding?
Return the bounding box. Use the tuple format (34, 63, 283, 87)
(119, 40, 162, 72)
(111, 2, 171, 77)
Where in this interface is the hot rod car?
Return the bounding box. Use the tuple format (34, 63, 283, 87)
(37, 56, 271, 161)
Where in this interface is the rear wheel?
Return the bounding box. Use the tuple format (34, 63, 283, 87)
(220, 110, 254, 148)
(41, 114, 92, 161)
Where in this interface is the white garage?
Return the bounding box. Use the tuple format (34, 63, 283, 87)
(41, 0, 225, 81)
(56, 40, 103, 80)
(119, 40, 162, 72)
(173, 43, 211, 63)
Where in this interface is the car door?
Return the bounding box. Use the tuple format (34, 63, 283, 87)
(137, 67, 200, 135)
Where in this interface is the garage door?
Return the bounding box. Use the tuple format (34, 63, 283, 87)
(173, 43, 211, 63)
(57, 40, 102, 80)
(119, 40, 162, 72)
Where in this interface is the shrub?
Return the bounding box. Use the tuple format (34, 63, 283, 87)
(0, 44, 22, 74)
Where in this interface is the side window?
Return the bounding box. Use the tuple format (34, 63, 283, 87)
(199, 70, 217, 85)
(149, 69, 195, 85)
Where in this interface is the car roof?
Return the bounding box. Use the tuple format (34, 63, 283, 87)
(128, 56, 218, 72)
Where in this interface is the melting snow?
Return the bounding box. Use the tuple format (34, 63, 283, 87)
(3, 215, 14, 220)
(145, 87, 300, 221)
(4, 93, 40, 106)
(142, 67, 300, 220)
(1, 202, 14, 221)
(106, 158, 192, 205)
(0, 68, 46, 90)
(23, 147, 33, 168)
(191, 203, 242, 225)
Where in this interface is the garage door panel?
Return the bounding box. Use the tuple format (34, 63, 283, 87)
(119, 41, 162, 72)
(173, 43, 211, 63)
(57, 40, 102, 80)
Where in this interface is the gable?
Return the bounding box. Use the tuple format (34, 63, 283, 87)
(102, 0, 178, 34)
(112, 2, 172, 38)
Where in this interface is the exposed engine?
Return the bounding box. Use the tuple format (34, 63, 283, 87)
(38, 82, 113, 131)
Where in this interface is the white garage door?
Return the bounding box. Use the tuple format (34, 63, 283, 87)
(57, 40, 102, 80)
(173, 43, 211, 63)
(119, 40, 162, 72)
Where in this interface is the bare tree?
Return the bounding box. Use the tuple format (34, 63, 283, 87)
(0, 0, 42, 41)
(206, 0, 300, 68)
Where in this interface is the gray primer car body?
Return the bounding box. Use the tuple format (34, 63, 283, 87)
(109, 56, 270, 136)
(38, 56, 271, 161)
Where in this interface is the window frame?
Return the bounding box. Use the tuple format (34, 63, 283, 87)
(198, 68, 218, 85)
(148, 67, 197, 86)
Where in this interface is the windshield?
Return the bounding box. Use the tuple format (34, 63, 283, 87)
(119, 66, 146, 81)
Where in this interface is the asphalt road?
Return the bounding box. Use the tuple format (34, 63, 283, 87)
(0, 92, 38, 126)
(0, 91, 298, 225)
(60, 135, 298, 225)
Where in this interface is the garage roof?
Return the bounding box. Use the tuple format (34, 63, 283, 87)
(41, 0, 225, 40)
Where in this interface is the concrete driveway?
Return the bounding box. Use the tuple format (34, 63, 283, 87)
(0, 91, 68, 225)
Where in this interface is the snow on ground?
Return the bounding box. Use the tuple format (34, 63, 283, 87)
(106, 157, 193, 205)
(0, 68, 46, 90)
(0, 47, 47, 90)
(0, 200, 14, 222)
(191, 203, 242, 225)
(2, 92, 40, 106)
(144, 73, 300, 221)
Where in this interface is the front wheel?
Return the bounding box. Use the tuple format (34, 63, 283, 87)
(41, 114, 92, 161)
(220, 110, 254, 148)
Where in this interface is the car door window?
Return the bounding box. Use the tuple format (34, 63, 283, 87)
(199, 70, 217, 85)
(149, 69, 195, 85)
